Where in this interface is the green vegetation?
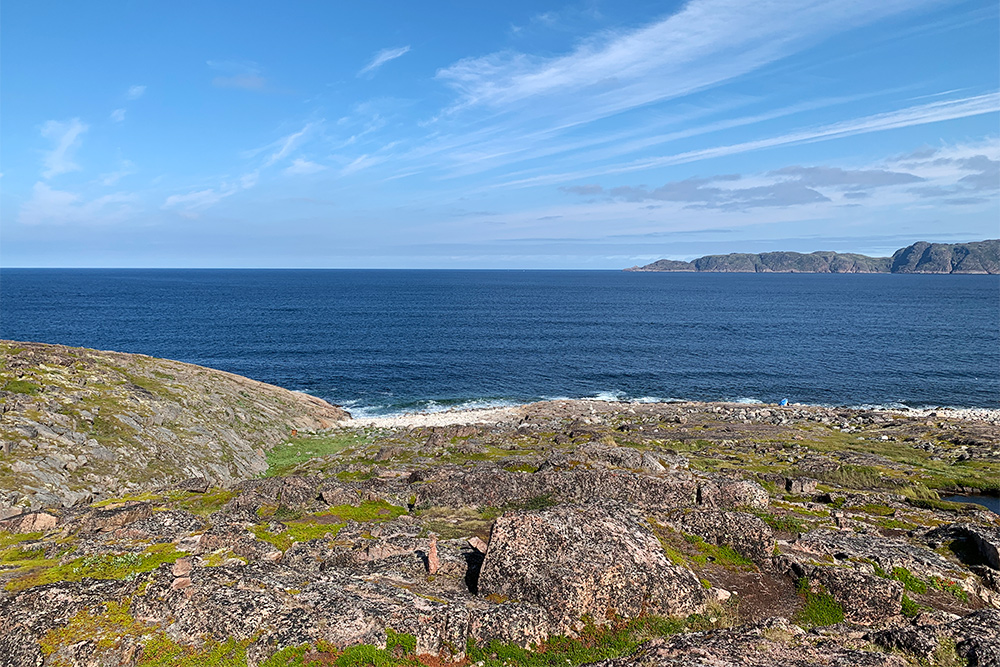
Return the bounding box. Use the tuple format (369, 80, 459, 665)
(317, 500, 407, 523)
(466, 615, 691, 667)
(794, 578, 845, 627)
(900, 594, 925, 618)
(746, 509, 805, 534)
(6, 543, 184, 592)
(41, 600, 155, 661)
(2, 379, 40, 395)
(681, 534, 755, 571)
(266, 432, 373, 477)
(787, 464, 886, 491)
(139, 634, 250, 667)
(890, 567, 927, 594)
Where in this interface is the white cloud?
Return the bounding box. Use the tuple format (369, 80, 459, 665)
(19, 181, 137, 225)
(126, 85, 146, 100)
(285, 158, 327, 175)
(40, 118, 88, 178)
(496, 93, 1000, 189)
(162, 187, 237, 213)
(358, 46, 411, 77)
(98, 160, 136, 186)
(263, 123, 317, 167)
(110, 108, 126, 122)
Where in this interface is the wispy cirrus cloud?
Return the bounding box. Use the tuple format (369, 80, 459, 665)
(40, 118, 88, 178)
(126, 85, 146, 100)
(499, 92, 1000, 189)
(285, 158, 326, 175)
(110, 108, 126, 123)
(208, 60, 268, 91)
(436, 0, 942, 118)
(20, 181, 138, 225)
(358, 46, 410, 77)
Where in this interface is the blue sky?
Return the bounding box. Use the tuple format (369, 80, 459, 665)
(1, 0, 997, 268)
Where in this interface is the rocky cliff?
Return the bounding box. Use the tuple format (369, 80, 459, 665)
(0, 341, 348, 509)
(627, 240, 1000, 274)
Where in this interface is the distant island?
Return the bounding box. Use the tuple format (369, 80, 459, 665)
(626, 239, 1000, 274)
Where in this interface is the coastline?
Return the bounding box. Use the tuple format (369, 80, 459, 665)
(343, 398, 1000, 428)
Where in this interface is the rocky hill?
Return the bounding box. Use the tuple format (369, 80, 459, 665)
(1, 345, 999, 666)
(0, 340, 348, 510)
(627, 240, 1000, 274)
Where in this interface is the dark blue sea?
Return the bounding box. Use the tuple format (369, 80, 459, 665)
(1, 269, 997, 414)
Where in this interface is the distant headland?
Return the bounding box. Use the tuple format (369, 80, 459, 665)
(626, 239, 1000, 274)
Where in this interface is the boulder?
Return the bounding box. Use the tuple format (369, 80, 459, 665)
(667, 510, 774, 561)
(813, 567, 903, 625)
(477, 502, 710, 633)
(0, 511, 58, 533)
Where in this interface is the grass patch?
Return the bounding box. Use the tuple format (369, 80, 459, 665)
(787, 464, 887, 491)
(681, 534, 756, 571)
(2, 379, 40, 395)
(465, 614, 694, 667)
(794, 578, 845, 627)
(746, 509, 805, 534)
(266, 432, 371, 477)
(317, 500, 407, 523)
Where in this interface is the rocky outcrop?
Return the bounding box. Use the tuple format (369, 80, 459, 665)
(0, 341, 348, 509)
(626, 239, 999, 274)
(891, 239, 1000, 274)
(478, 503, 710, 633)
(588, 617, 911, 666)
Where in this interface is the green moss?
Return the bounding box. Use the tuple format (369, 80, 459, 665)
(316, 500, 407, 523)
(174, 489, 238, 516)
(746, 510, 805, 534)
(41, 599, 154, 658)
(139, 635, 250, 667)
(6, 543, 184, 592)
(794, 578, 845, 627)
(385, 629, 416, 655)
(466, 614, 689, 666)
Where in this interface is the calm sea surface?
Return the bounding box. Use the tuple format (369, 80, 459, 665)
(1, 269, 997, 414)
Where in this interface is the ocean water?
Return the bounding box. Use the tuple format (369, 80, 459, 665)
(1, 269, 997, 415)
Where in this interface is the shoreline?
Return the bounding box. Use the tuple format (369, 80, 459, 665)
(341, 398, 1000, 429)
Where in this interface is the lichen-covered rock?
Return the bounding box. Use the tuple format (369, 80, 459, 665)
(478, 502, 710, 633)
(0, 340, 349, 509)
(925, 523, 1000, 570)
(667, 510, 775, 561)
(813, 567, 903, 625)
(584, 617, 910, 667)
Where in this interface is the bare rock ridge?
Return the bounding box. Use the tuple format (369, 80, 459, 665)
(0, 340, 348, 509)
(1, 342, 1000, 666)
(626, 239, 1000, 274)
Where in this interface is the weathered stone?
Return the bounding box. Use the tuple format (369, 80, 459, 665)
(668, 510, 775, 561)
(813, 567, 903, 625)
(785, 477, 818, 494)
(478, 502, 709, 633)
(0, 511, 58, 533)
